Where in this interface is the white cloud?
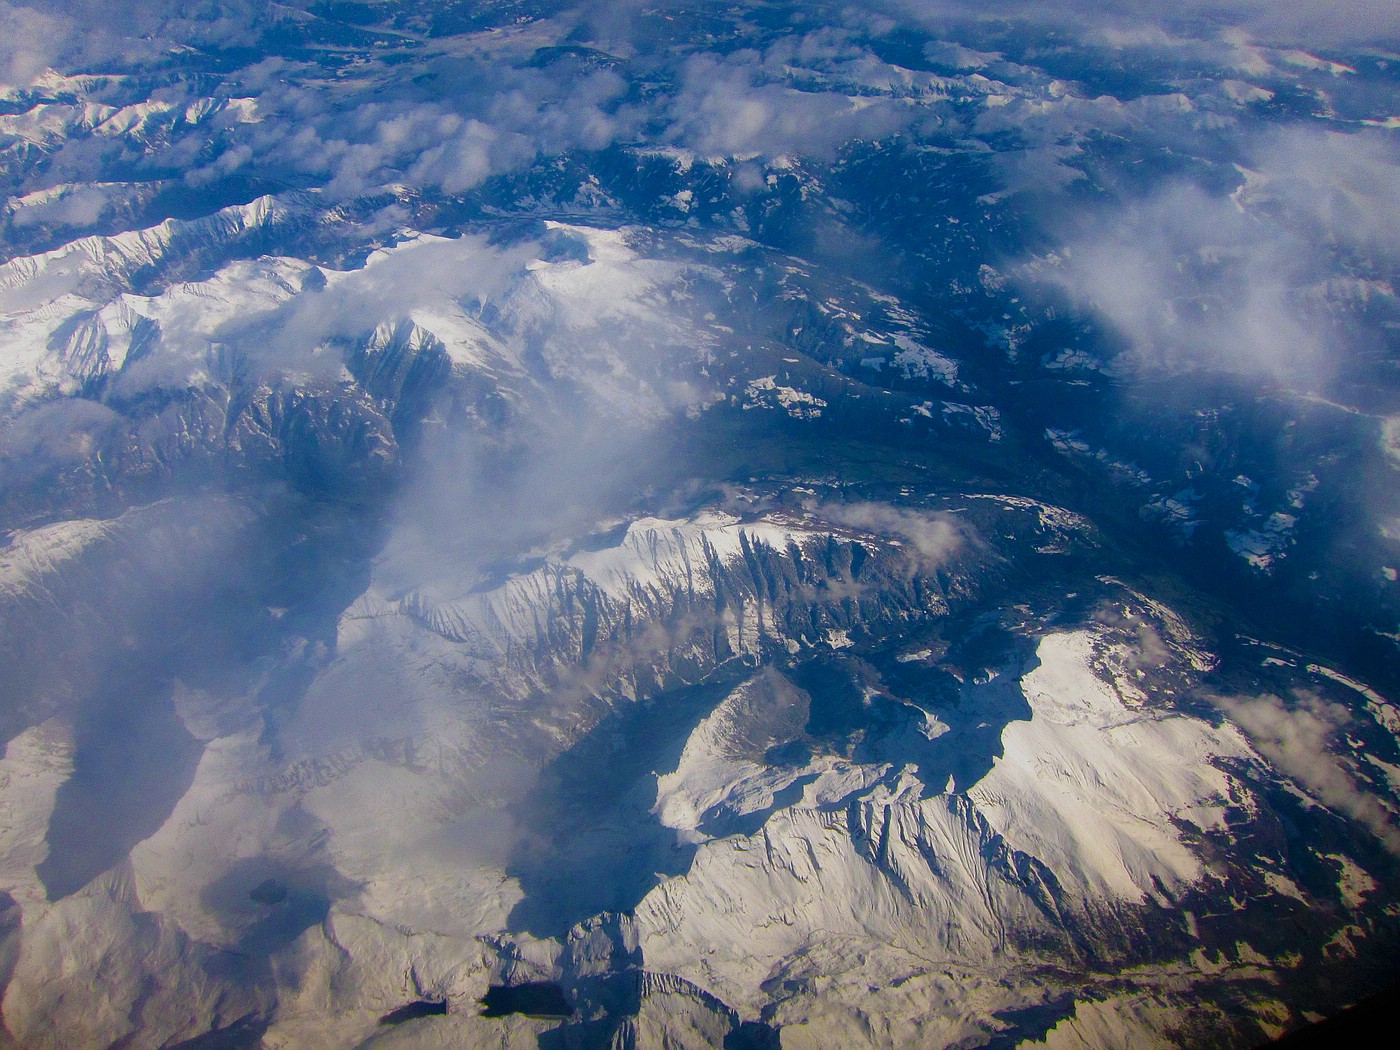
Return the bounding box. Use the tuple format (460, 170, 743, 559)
(1036, 185, 1323, 381)
(1027, 128, 1400, 388)
(1241, 128, 1400, 260)
(0, 4, 73, 88)
(664, 51, 913, 162)
(205, 48, 639, 198)
(821, 502, 967, 570)
(7, 183, 109, 228)
(873, 0, 1400, 48)
(1215, 690, 1400, 855)
(0, 0, 291, 88)
(0, 397, 121, 490)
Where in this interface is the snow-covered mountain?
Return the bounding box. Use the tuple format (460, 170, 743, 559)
(2, 2, 1400, 1048)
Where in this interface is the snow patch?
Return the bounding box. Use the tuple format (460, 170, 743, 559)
(743, 375, 827, 418)
(970, 631, 1257, 901)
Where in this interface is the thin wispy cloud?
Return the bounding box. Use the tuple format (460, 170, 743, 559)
(1025, 127, 1400, 389)
(1215, 690, 1400, 855)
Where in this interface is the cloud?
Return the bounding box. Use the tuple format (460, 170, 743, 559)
(1025, 127, 1400, 388)
(1168, 0, 1400, 46)
(399, 117, 525, 197)
(871, 0, 1400, 48)
(1214, 690, 1400, 855)
(40, 0, 1367, 212)
(1033, 184, 1325, 382)
(972, 89, 1216, 197)
(221, 30, 916, 198)
(0, 0, 290, 88)
(664, 51, 913, 162)
(348, 230, 730, 598)
(6, 183, 110, 228)
(0, 4, 73, 88)
(0, 397, 121, 494)
(820, 502, 967, 570)
(0, 3, 635, 198)
(217, 225, 717, 581)
(1241, 128, 1400, 261)
(1093, 602, 1172, 670)
(203, 47, 640, 199)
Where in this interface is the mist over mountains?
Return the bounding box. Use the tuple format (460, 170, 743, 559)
(1, 2, 1400, 1047)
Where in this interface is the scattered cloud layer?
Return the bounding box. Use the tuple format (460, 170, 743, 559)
(1, 0, 287, 88)
(822, 502, 967, 570)
(1, 3, 72, 88)
(1215, 690, 1400, 855)
(1027, 128, 1400, 388)
(875, 0, 1400, 48)
(662, 51, 914, 162)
